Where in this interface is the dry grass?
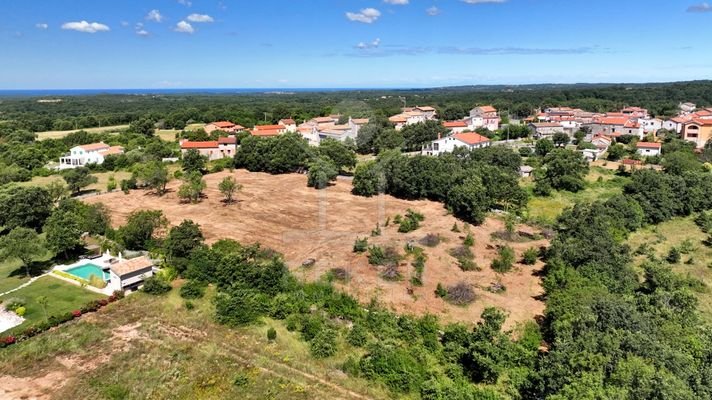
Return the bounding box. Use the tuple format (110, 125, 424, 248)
(85, 170, 548, 328)
(20, 171, 133, 194)
(35, 125, 129, 141)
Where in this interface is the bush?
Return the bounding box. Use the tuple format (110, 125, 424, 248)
(451, 223, 460, 233)
(368, 246, 400, 266)
(310, 329, 338, 359)
(667, 247, 681, 264)
(435, 283, 447, 298)
(347, 324, 369, 347)
(381, 264, 402, 281)
(141, 276, 172, 295)
(397, 209, 425, 233)
(88, 274, 107, 289)
(353, 237, 368, 253)
(463, 233, 474, 246)
(14, 306, 26, 317)
(491, 246, 516, 273)
(180, 280, 206, 299)
(184, 301, 194, 310)
(285, 314, 300, 332)
(446, 282, 476, 305)
(522, 247, 539, 265)
(267, 327, 277, 341)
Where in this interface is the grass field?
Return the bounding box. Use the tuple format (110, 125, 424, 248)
(0, 284, 390, 400)
(20, 171, 133, 194)
(627, 217, 712, 321)
(156, 129, 179, 142)
(526, 167, 630, 224)
(0, 276, 104, 334)
(0, 245, 55, 295)
(35, 125, 129, 141)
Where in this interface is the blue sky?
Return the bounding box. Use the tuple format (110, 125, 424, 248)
(0, 0, 711, 89)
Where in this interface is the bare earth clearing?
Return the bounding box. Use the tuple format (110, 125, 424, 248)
(86, 170, 547, 328)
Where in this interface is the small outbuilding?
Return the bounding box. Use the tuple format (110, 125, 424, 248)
(109, 256, 155, 291)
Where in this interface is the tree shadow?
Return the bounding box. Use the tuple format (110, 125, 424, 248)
(7, 259, 53, 278)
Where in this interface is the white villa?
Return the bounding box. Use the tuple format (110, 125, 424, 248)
(422, 132, 491, 156)
(636, 142, 662, 157)
(108, 256, 155, 291)
(53, 253, 156, 294)
(58, 142, 124, 170)
(466, 105, 500, 131)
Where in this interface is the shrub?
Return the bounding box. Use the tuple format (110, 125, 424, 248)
(185, 301, 194, 310)
(446, 282, 476, 305)
(435, 283, 447, 298)
(267, 327, 277, 341)
(667, 247, 681, 264)
(180, 280, 206, 299)
(88, 274, 107, 289)
(381, 264, 402, 281)
(347, 323, 369, 347)
(371, 223, 381, 237)
(353, 237, 368, 253)
(310, 329, 338, 359)
(522, 247, 539, 265)
(233, 373, 250, 387)
(463, 233, 474, 246)
(14, 306, 26, 317)
(112, 290, 125, 300)
(142, 276, 172, 295)
(285, 314, 300, 332)
(397, 209, 425, 233)
(458, 258, 479, 272)
(451, 223, 461, 233)
(72, 310, 81, 318)
(368, 246, 400, 266)
(3, 298, 25, 311)
(491, 246, 516, 273)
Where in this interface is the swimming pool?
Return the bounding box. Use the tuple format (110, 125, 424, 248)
(65, 263, 110, 282)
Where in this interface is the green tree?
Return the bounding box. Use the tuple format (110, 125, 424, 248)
(318, 138, 357, 172)
(552, 132, 570, 147)
(307, 156, 338, 189)
(46, 180, 69, 203)
(373, 129, 405, 153)
(135, 161, 170, 195)
(0, 186, 53, 230)
(446, 176, 489, 225)
(607, 143, 627, 161)
(0, 227, 46, 277)
(662, 151, 703, 175)
(165, 220, 204, 270)
(218, 176, 242, 204)
(535, 139, 555, 157)
(61, 167, 98, 195)
(400, 120, 448, 152)
(44, 208, 82, 258)
(178, 171, 207, 203)
(117, 210, 167, 250)
(182, 149, 207, 174)
(128, 117, 156, 136)
(536, 149, 588, 193)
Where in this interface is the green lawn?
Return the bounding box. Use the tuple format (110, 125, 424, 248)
(35, 125, 129, 141)
(0, 276, 105, 334)
(0, 260, 29, 295)
(526, 168, 630, 224)
(627, 217, 712, 321)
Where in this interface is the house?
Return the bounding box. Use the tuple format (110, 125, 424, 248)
(680, 102, 696, 114)
(621, 106, 649, 119)
(591, 134, 613, 150)
(636, 142, 662, 157)
(58, 142, 124, 170)
(681, 118, 712, 149)
(218, 136, 238, 157)
(180, 140, 227, 161)
(586, 116, 643, 139)
(639, 117, 663, 134)
(443, 121, 469, 134)
(403, 106, 438, 119)
(204, 121, 244, 134)
(519, 165, 534, 178)
(421, 132, 491, 156)
(109, 256, 155, 291)
(466, 105, 500, 131)
(251, 124, 287, 137)
(278, 119, 297, 133)
(389, 111, 428, 130)
(528, 122, 565, 138)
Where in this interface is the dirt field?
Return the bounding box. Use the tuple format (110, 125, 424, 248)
(86, 170, 547, 328)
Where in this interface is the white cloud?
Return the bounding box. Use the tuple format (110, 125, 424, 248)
(384, 0, 409, 4)
(61, 21, 110, 33)
(187, 13, 214, 23)
(35, 23, 48, 29)
(136, 29, 150, 37)
(462, 0, 506, 3)
(426, 6, 441, 16)
(356, 38, 381, 49)
(146, 9, 163, 23)
(175, 20, 194, 33)
(346, 8, 381, 23)
(120, 21, 130, 27)
(177, 0, 192, 6)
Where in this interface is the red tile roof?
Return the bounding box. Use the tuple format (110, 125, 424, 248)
(78, 142, 110, 151)
(181, 141, 219, 149)
(210, 121, 236, 128)
(253, 124, 285, 130)
(476, 105, 497, 113)
(250, 129, 282, 137)
(636, 142, 661, 149)
(443, 121, 468, 128)
(218, 136, 237, 144)
(452, 132, 490, 145)
(279, 118, 296, 125)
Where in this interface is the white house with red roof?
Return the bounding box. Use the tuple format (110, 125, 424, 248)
(278, 119, 297, 133)
(636, 142, 662, 157)
(466, 105, 500, 131)
(58, 142, 124, 170)
(180, 137, 236, 161)
(421, 132, 491, 156)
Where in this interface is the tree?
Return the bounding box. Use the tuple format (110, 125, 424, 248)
(318, 138, 357, 172)
(536, 149, 588, 193)
(44, 208, 82, 258)
(662, 151, 703, 175)
(355, 123, 383, 154)
(307, 156, 338, 189)
(178, 171, 207, 203)
(607, 143, 627, 161)
(446, 176, 489, 225)
(46, 180, 69, 203)
(135, 161, 170, 195)
(218, 176, 242, 204)
(128, 117, 155, 136)
(552, 132, 570, 147)
(117, 210, 167, 250)
(165, 220, 204, 269)
(182, 149, 207, 174)
(352, 160, 386, 196)
(0, 186, 53, 230)
(0, 227, 46, 277)
(62, 167, 98, 195)
(373, 129, 405, 153)
(535, 139, 555, 157)
(400, 120, 448, 152)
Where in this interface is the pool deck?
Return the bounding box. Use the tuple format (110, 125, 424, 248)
(53, 252, 122, 295)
